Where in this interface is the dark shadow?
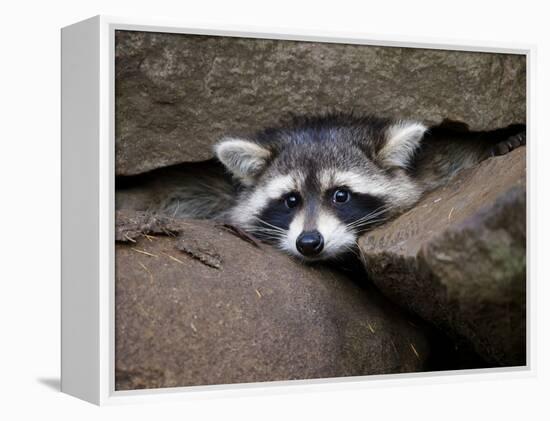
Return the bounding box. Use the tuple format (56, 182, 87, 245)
(37, 377, 61, 392)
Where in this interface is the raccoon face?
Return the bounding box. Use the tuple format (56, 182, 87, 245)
(215, 116, 426, 261)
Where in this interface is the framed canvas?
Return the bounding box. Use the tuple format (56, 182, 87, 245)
(61, 15, 532, 405)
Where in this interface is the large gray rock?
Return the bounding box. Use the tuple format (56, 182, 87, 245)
(359, 148, 526, 367)
(115, 31, 526, 175)
(115, 211, 432, 390)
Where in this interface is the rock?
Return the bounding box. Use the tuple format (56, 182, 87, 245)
(115, 31, 526, 175)
(115, 211, 432, 390)
(358, 148, 526, 366)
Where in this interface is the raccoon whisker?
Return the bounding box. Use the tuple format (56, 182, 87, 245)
(245, 226, 277, 232)
(347, 216, 385, 229)
(356, 204, 391, 220)
(249, 233, 287, 241)
(245, 226, 286, 236)
(345, 206, 391, 229)
(330, 244, 359, 262)
(347, 215, 389, 230)
(366, 204, 392, 218)
(251, 216, 287, 233)
(346, 214, 388, 230)
(257, 225, 286, 235)
(343, 242, 360, 254)
(247, 231, 282, 237)
(347, 219, 389, 234)
(244, 227, 287, 241)
(172, 200, 181, 218)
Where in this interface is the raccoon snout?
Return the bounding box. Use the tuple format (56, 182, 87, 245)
(296, 231, 324, 257)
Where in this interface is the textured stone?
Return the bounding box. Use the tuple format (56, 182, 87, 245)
(115, 30, 526, 175)
(358, 148, 526, 366)
(115, 211, 432, 390)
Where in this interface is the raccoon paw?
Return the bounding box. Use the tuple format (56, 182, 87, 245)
(491, 131, 526, 156)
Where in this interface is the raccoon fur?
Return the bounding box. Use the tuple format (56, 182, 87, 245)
(117, 114, 525, 261)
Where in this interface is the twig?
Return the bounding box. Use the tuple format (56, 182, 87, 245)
(131, 248, 158, 258)
(123, 233, 137, 243)
(448, 207, 455, 221)
(218, 223, 262, 248)
(367, 322, 376, 334)
(138, 261, 154, 284)
(410, 343, 420, 360)
(161, 251, 185, 265)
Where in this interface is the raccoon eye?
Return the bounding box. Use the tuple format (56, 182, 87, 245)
(284, 193, 301, 209)
(332, 189, 350, 204)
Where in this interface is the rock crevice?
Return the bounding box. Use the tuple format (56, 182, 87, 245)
(359, 148, 526, 366)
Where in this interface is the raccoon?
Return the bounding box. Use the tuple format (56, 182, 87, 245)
(212, 114, 525, 261)
(117, 114, 525, 261)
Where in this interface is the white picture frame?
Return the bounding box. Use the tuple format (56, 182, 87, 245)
(61, 15, 534, 406)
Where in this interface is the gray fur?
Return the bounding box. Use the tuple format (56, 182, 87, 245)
(116, 160, 236, 220)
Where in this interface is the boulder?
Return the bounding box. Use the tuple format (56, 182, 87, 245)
(115, 211, 432, 390)
(358, 148, 526, 366)
(115, 31, 526, 175)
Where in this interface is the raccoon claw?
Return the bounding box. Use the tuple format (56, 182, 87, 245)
(491, 131, 526, 156)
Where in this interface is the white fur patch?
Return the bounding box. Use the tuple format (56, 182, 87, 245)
(214, 137, 271, 185)
(316, 210, 355, 258)
(379, 121, 427, 168)
(321, 170, 388, 196)
(281, 210, 305, 256)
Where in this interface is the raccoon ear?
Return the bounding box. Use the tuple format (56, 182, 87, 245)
(214, 137, 272, 184)
(377, 121, 427, 168)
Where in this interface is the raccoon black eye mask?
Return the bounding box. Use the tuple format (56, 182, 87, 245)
(211, 113, 526, 261)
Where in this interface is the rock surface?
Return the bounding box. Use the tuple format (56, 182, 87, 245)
(115, 211, 432, 390)
(115, 30, 526, 175)
(359, 148, 526, 366)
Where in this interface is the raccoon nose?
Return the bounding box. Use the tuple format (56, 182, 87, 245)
(296, 231, 324, 257)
